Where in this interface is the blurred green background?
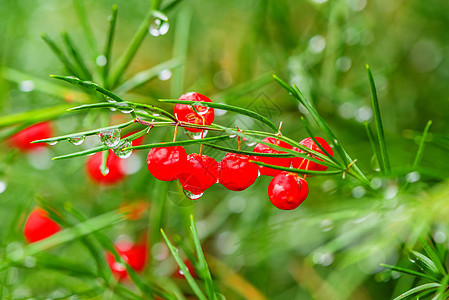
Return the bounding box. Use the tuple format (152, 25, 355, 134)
(1, 0, 449, 299)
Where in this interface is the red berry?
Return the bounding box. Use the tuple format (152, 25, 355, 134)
(172, 259, 197, 279)
(252, 137, 292, 177)
(147, 146, 187, 181)
(106, 240, 148, 281)
(219, 153, 259, 191)
(86, 150, 125, 185)
(174, 92, 215, 133)
(178, 153, 219, 195)
(268, 172, 309, 210)
(9, 122, 53, 152)
(291, 137, 333, 171)
(23, 208, 61, 243)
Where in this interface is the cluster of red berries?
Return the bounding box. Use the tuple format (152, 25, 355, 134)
(145, 92, 334, 209)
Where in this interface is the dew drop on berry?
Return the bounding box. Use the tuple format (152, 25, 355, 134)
(68, 135, 85, 146)
(114, 140, 133, 159)
(185, 129, 208, 140)
(149, 16, 169, 37)
(183, 189, 204, 200)
(115, 102, 134, 114)
(46, 141, 58, 146)
(99, 129, 121, 148)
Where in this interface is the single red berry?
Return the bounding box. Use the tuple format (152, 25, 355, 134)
(106, 240, 148, 281)
(291, 137, 333, 171)
(268, 172, 309, 210)
(252, 137, 292, 177)
(172, 259, 197, 279)
(23, 208, 61, 243)
(178, 153, 219, 195)
(219, 153, 259, 191)
(174, 92, 215, 133)
(8, 122, 53, 152)
(147, 146, 187, 181)
(86, 150, 125, 185)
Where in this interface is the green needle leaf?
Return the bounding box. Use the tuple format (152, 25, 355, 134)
(41, 33, 80, 77)
(160, 99, 277, 131)
(52, 145, 107, 160)
(392, 283, 440, 300)
(161, 229, 207, 300)
(190, 215, 217, 300)
(125, 135, 230, 151)
(102, 4, 118, 84)
(250, 161, 342, 176)
(62, 32, 92, 80)
(366, 65, 390, 174)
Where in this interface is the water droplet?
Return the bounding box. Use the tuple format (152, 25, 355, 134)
(320, 219, 334, 232)
(352, 186, 366, 198)
(228, 134, 237, 138)
(24, 256, 36, 268)
(185, 129, 208, 140)
(19, 80, 35, 92)
(158, 69, 172, 81)
(406, 171, 420, 183)
(245, 141, 256, 147)
(152, 113, 160, 117)
(101, 166, 110, 176)
(46, 141, 58, 146)
(183, 189, 203, 200)
(308, 35, 326, 54)
(0, 180, 7, 194)
(114, 140, 133, 159)
(98, 129, 121, 148)
(96, 55, 107, 67)
(110, 107, 117, 112)
(193, 102, 210, 115)
(257, 170, 261, 177)
(106, 97, 116, 104)
(68, 135, 85, 145)
(6, 242, 25, 262)
(115, 102, 134, 114)
(149, 16, 169, 37)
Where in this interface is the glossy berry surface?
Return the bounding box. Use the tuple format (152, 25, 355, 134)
(268, 172, 309, 210)
(178, 153, 219, 195)
(172, 259, 197, 279)
(106, 240, 148, 281)
(24, 208, 61, 243)
(174, 92, 215, 133)
(252, 137, 292, 177)
(86, 150, 125, 185)
(147, 146, 187, 181)
(291, 137, 333, 171)
(219, 153, 259, 191)
(9, 122, 53, 152)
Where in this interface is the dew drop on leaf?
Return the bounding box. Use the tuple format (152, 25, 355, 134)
(183, 189, 203, 200)
(46, 141, 58, 146)
(68, 135, 85, 145)
(113, 140, 133, 159)
(98, 129, 121, 148)
(115, 102, 134, 114)
(149, 16, 169, 37)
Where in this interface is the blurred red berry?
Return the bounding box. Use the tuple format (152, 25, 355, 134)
(219, 153, 259, 191)
(174, 92, 215, 133)
(147, 146, 187, 181)
(24, 208, 61, 243)
(252, 137, 292, 177)
(86, 150, 125, 185)
(106, 240, 148, 281)
(172, 259, 197, 279)
(8, 122, 53, 152)
(268, 172, 308, 210)
(178, 153, 218, 195)
(291, 137, 333, 172)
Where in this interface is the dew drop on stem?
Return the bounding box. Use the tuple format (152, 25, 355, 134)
(68, 135, 85, 145)
(149, 16, 169, 37)
(183, 189, 203, 200)
(115, 102, 134, 114)
(98, 129, 121, 148)
(185, 129, 208, 140)
(46, 141, 58, 146)
(113, 140, 133, 159)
